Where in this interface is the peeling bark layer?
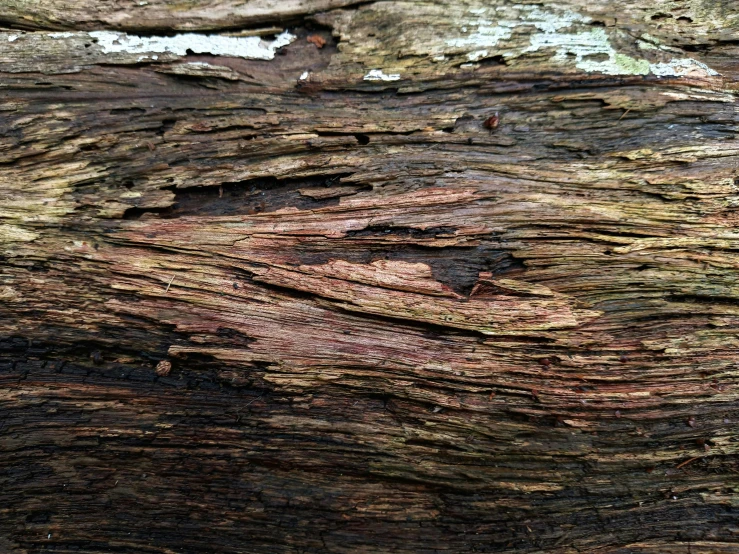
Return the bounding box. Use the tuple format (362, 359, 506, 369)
(1, 1, 739, 553)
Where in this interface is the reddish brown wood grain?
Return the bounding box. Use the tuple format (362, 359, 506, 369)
(1, 1, 738, 552)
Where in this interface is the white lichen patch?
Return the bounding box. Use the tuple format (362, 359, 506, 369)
(88, 30, 295, 60)
(526, 28, 649, 75)
(49, 32, 75, 38)
(363, 69, 400, 81)
(520, 5, 589, 34)
(650, 58, 719, 77)
(446, 5, 588, 51)
(7, 34, 19, 42)
(299, 71, 310, 80)
(438, 4, 719, 78)
(467, 49, 488, 61)
(525, 27, 719, 77)
(445, 22, 510, 50)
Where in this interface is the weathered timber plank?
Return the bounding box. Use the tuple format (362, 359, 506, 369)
(1, 1, 738, 552)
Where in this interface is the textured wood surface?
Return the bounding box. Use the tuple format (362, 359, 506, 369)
(1, 1, 739, 552)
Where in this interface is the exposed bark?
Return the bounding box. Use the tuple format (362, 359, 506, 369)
(1, 1, 738, 552)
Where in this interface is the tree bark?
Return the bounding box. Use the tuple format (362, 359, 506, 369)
(1, 1, 738, 552)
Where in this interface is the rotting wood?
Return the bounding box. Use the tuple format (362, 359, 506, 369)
(1, 1, 738, 553)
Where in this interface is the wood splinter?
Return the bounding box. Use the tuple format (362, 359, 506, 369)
(676, 456, 702, 470)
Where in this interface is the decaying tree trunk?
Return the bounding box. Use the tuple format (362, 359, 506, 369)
(1, 1, 738, 552)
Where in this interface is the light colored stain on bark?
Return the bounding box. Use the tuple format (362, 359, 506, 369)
(525, 27, 719, 76)
(88, 30, 296, 60)
(445, 5, 588, 52)
(363, 69, 401, 81)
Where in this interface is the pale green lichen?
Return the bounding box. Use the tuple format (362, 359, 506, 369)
(527, 28, 651, 76)
(443, 5, 719, 78)
(614, 53, 651, 75)
(445, 5, 588, 50)
(526, 27, 717, 77)
(445, 22, 511, 50)
(638, 33, 660, 50)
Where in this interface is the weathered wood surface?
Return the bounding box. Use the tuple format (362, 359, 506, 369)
(1, 1, 738, 552)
